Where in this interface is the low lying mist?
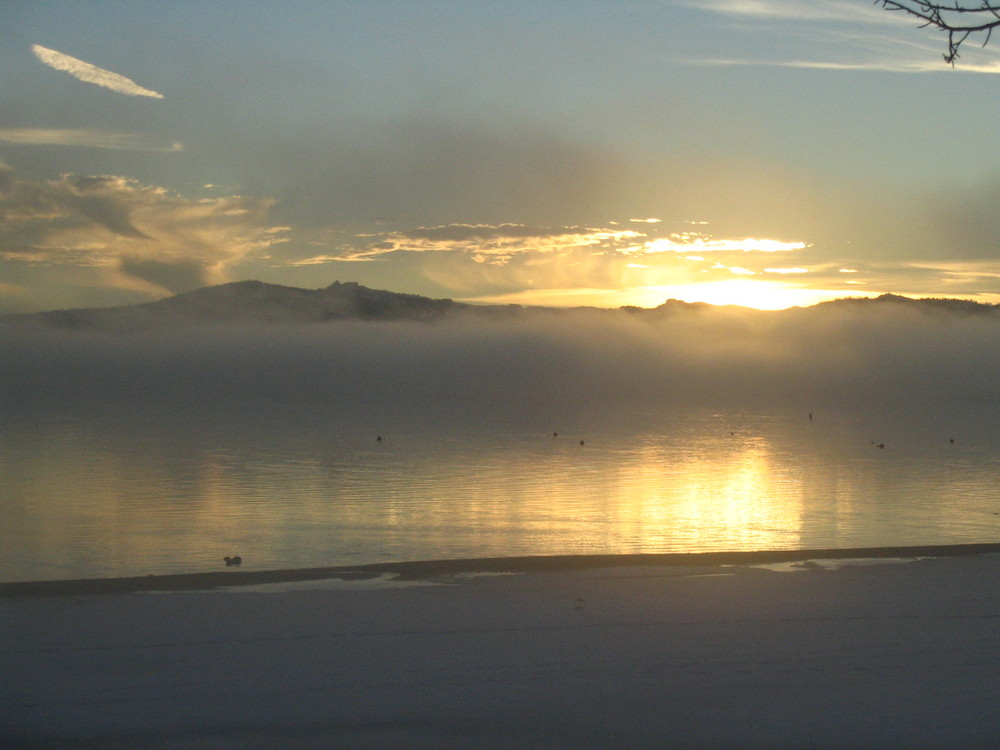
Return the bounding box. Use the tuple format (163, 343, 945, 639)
(4, 302, 999, 430)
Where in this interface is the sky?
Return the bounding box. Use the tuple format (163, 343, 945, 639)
(5, 0, 1000, 313)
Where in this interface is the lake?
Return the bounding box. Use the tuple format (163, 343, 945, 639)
(3, 404, 999, 582)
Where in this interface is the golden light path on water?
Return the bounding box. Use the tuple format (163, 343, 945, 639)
(614, 436, 803, 552)
(3, 415, 877, 580)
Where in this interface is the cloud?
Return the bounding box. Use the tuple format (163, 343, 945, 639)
(688, 56, 1000, 75)
(384, 224, 641, 264)
(643, 234, 807, 254)
(293, 223, 644, 267)
(0, 128, 182, 152)
(686, 0, 1000, 72)
(399, 224, 615, 243)
(693, 0, 897, 24)
(0, 164, 287, 298)
(297, 222, 806, 268)
(31, 44, 164, 99)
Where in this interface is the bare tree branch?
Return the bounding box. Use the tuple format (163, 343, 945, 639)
(877, 1, 1000, 63)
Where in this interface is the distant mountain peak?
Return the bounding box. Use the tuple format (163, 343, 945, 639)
(2, 281, 471, 330)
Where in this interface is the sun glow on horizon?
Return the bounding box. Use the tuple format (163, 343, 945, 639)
(463, 280, 880, 310)
(638, 280, 866, 310)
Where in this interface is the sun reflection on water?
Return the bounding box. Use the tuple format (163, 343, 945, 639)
(5, 409, 1000, 581)
(596, 432, 802, 553)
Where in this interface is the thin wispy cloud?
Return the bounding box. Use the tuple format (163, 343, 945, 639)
(788, 58, 1000, 74)
(293, 223, 643, 266)
(643, 235, 806, 254)
(689, 56, 951, 74)
(688, 0, 1000, 73)
(0, 128, 182, 152)
(693, 0, 899, 24)
(31, 44, 164, 98)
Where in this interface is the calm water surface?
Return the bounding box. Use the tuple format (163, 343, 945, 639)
(3, 407, 1000, 582)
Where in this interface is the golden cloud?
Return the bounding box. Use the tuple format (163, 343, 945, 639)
(0, 165, 287, 296)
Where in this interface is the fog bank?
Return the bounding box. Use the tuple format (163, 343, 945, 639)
(3, 303, 999, 428)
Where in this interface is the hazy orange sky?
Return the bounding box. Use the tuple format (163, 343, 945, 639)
(4, 1, 1000, 313)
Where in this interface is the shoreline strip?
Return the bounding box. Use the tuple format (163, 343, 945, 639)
(3, 542, 1000, 598)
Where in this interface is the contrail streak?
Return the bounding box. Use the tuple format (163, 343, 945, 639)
(31, 44, 164, 99)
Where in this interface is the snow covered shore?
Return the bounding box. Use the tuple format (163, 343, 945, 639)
(4, 548, 1000, 749)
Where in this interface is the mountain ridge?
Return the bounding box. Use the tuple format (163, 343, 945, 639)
(3, 281, 998, 331)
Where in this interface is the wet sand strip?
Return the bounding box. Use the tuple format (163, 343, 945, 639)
(3, 541, 1000, 598)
